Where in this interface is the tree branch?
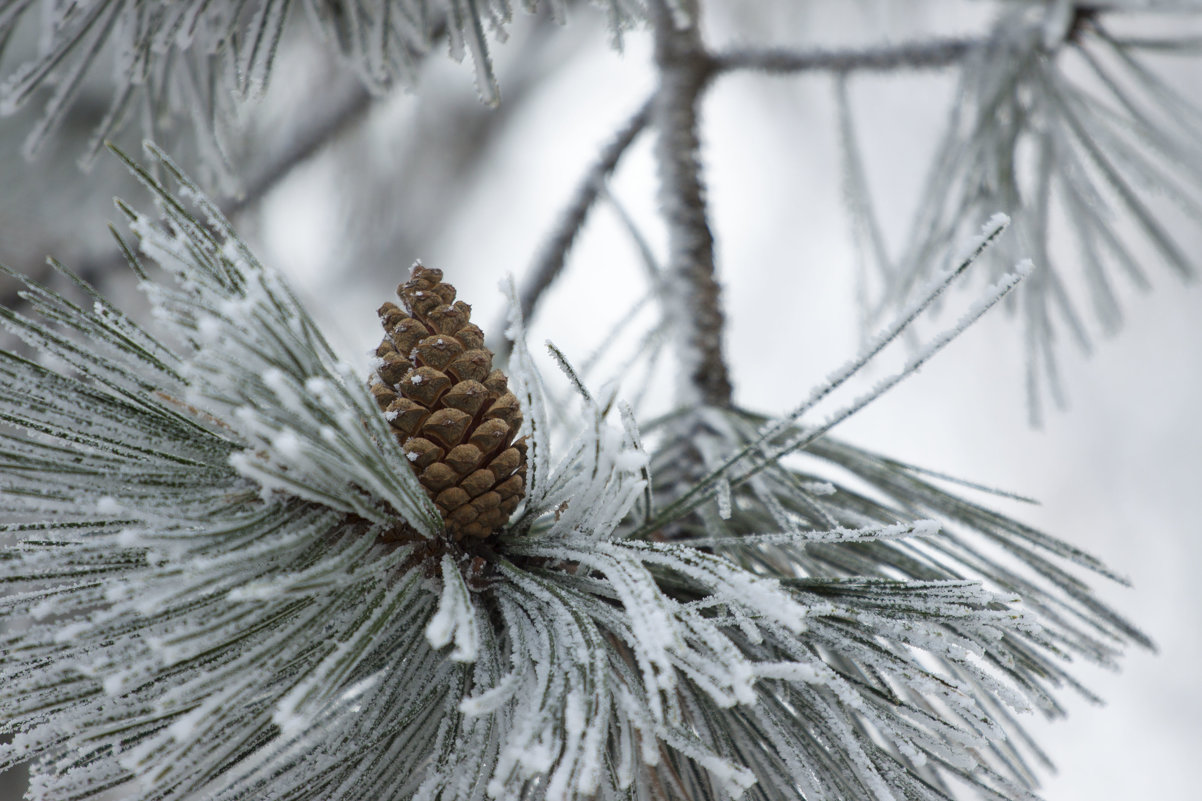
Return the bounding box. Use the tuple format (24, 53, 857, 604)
(712, 36, 979, 76)
(650, 0, 732, 409)
(229, 84, 373, 218)
(516, 96, 652, 328)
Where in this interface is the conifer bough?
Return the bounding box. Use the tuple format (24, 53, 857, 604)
(372, 265, 527, 540)
(0, 144, 1157, 801)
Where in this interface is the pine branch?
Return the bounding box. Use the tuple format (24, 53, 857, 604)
(712, 36, 979, 75)
(649, 0, 731, 409)
(515, 96, 653, 333)
(0, 1, 646, 169)
(0, 143, 1153, 801)
(0, 5, 1175, 800)
(878, 6, 1202, 421)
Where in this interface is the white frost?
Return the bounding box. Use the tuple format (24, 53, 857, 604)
(196, 314, 223, 342)
(912, 519, 941, 537)
(424, 554, 479, 663)
(53, 621, 89, 644)
(983, 212, 1011, 232)
(96, 496, 123, 514)
(272, 429, 302, 460)
(614, 448, 649, 472)
(263, 367, 287, 394)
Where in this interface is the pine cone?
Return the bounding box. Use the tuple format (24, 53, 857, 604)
(371, 264, 526, 540)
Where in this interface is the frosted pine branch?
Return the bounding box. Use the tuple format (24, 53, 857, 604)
(3, 0, 1186, 797)
(0, 147, 1151, 801)
(712, 36, 978, 75)
(871, 5, 1202, 420)
(649, 0, 731, 409)
(0, 81, 375, 314)
(515, 95, 653, 333)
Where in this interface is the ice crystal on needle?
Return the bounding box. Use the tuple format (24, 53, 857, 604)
(0, 146, 1149, 801)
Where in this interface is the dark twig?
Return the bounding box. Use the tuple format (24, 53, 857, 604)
(650, 0, 731, 409)
(514, 96, 653, 330)
(712, 36, 979, 76)
(228, 83, 373, 218)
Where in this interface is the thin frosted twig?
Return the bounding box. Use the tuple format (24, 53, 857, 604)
(679, 519, 940, 548)
(515, 96, 653, 330)
(599, 184, 662, 283)
(712, 36, 978, 76)
(229, 84, 373, 217)
(547, 341, 596, 407)
(649, 0, 731, 408)
(1104, 34, 1202, 51)
(887, 460, 1040, 505)
(767, 217, 1010, 448)
(835, 76, 892, 342)
(743, 262, 1033, 501)
(636, 221, 1016, 535)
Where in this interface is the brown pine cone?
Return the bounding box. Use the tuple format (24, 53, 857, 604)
(371, 264, 526, 540)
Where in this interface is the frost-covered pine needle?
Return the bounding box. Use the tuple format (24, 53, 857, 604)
(877, 4, 1202, 419)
